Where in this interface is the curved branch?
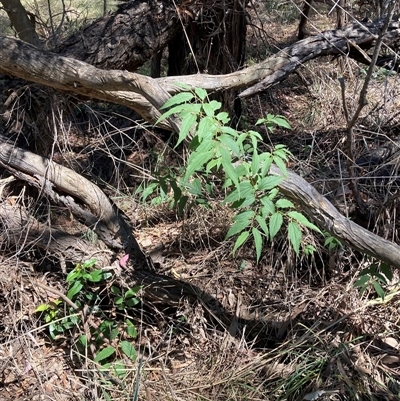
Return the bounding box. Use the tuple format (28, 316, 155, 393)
(270, 165, 400, 269)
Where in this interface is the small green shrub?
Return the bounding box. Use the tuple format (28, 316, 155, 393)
(141, 87, 322, 261)
(36, 258, 140, 379)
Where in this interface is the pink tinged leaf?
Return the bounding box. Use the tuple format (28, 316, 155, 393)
(119, 254, 129, 268)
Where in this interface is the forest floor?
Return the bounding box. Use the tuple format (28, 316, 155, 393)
(1, 2, 400, 401)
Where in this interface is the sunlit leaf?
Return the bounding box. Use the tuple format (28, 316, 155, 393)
(287, 211, 322, 233)
(288, 221, 302, 255)
(94, 346, 116, 363)
(160, 92, 194, 110)
(120, 341, 137, 362)
(233, 231, 250, 254)
(252, 227, 263, 262)
(269, 212, 283, 241)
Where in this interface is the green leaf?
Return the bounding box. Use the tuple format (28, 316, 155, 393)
(273, 155, 287, 176)
(226, 215, 253, 239)
(233, 231, 250, 255)
(87, 269, 105, 282)
(270, 116, 292, 129)
(36, 303, 51, 312)
(275, 199, 295, 209)
(354, 274, 370, 289)
(380, 263, 393, 282)
(195, 87, 208, 100)
(257, 176, 283, 191)
(125, 297, 140, 307)
(251, 151, 261, 174)
(269, 212, 283, 241)
(178, 195, 189, 215)
(160, 92, 194, 110)
(216, 112, 230, 124)
(252, 227, 263, 262)
(125, 320, 138, 338)
(94, 346, 116, 363)
(288, 221, 302, 255)
(110, 286, 121, 295)
(67, 281, 83, 300)
(185, 178, 202, 195)
(66, 269, 80, 282)
(220, 146, 239, 189)
(184, 150, 214, 179)
(255, 215, 269, 237)
(82, 258, 97, 269)
(203, 100, 221, 117)
(219, 134, 240, 156)
(287, 211, 322, 234)
(260, 196, 275, 216)
(373, 280, 385, 299)
(224, 187, 240, 203)
(197, 116, 216, 141)
(176, 112, 197, 147)
(120, 341, 137, 362)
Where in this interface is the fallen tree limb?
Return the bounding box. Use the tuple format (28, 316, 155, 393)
(270, 165, 400, 269)
(0, 140, 146, 265)
(1, 17, 399, 131)
(0, 202, 112, 269)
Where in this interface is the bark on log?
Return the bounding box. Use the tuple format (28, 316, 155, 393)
(56, 0, 181, 72)
(0, 202, 112, 268)
(270, 165, 400, 269)
(1, 16, 399, 130)
(0, 140, 147, 265)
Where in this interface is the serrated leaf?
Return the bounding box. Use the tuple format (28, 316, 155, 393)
(197, 116, 216, 141)
(271, 116, 291, 129)
(120, 341, 137, 362)
(275, 199, 295, 209)
(186, 178, 202, 195)
(288, 221, 302, 255)
(184, 150, 214, 179)
(258, 176, 283, 191)
(161, 92, 194, 110)
(176, 112, 197, 147)
(195, 87, 208, 100)
(226, 215, 253, 239)
(273, 155, 287, 176)
(269, 212, 283, 241)
(287, 211, 322, 234)
(219, 134, 240, 156)
(252, 227, 263, 262)
(94, 346, 116, 363)
(203, 100, 221, 117)
(233, 231, 250, 254)
(255, 215, 269, 237)
(260, 196, 275, 216)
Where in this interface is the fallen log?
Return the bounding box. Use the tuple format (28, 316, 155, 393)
(270, 165, 400, 269)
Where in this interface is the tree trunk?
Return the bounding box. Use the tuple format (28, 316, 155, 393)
(0, 0, 41, 46)
(56, 0, 181, 72)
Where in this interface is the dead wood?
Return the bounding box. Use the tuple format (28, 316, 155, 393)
(0, 202, 112, 268)
(1, 16, 399, 130)
(56, 0, 181, 72)
(270, 165, 400, 269)
(0, 140, 147, 266)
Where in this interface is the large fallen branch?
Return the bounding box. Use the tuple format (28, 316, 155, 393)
(270, 165, 400, 269)
(1, 17, 399, 130)
(0, 140, 146, 265)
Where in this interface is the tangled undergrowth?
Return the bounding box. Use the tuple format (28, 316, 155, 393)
(1, 1, 400, 401)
